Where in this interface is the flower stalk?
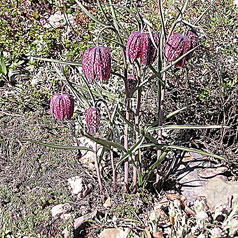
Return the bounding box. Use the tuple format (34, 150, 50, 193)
(94, 142, 104, 192)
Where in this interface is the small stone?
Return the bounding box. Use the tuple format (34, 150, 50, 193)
(44, 11, 74, 28)
(100, 228, 129, 238)
(51, 203, 71, 218)
(62, 213, 72, 220)
(103, 197, 111, 208)
(177, 153, 228, 204)
(68, 176, 84, 195)
(79, 151, 95, 170)
(204, 177, 238, 210)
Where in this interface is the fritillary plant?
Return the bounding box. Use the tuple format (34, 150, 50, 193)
(28, 0, 228, 193)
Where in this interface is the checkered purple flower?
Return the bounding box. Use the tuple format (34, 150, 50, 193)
(85, 107, 100, 135)
(126, 32, 159, 66)
(165, 31, 198, 68)
(82, 46, 111, 84)
(50, 93, 74, 121)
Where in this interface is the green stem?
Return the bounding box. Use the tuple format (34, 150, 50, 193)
(157, 0, 166, 184)
(94, 142, 104, 192)
(124, 98, 130, 192)
(95, 99, 116, 191)
(133, 65, 142, 192)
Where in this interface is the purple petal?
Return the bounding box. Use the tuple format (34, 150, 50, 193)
(176, 36, 191, 68)
(50, 93, 60, 117)
(54, 96, 64, 121)
(126, 32, 140, 63)
(62, 94, 74, 120)
(126, 32, 141, 63)
(141, 33, 151, 65)
(165, 33, 184, 61)
(82, 47, 96, 83)
(82, 48, 90, 80)
(50, 93, 74, 121)
(100, 46, 111, 82)
(95, 46, 111, 82)
(95, 47, 103, 82)
(85, 107, 100, 135)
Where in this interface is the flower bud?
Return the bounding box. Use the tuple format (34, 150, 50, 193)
(85, 107, 100, 135)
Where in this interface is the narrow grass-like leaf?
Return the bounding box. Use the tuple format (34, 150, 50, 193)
(133, 3, 143, 31)
(181, 0, 189, 16)
(97, 0, 111, 24)
(151, 104, 196, 126)
(158, 0, 167, 42)
(76, 83, 117, 102)
(148, 124, 229, 132)
(117, 110, 158, 145)
(116, 136, 145, 168)
(110, 102, 119, 123)
(165, 104, 196, 120)
(111, 4, 141, 30)
(75, 0, 108, 27)
(81, 75, 96, 106)
(143, 149, 170, 188)
(130, 72, 164, 97)
(53, 64, 88, 108)
(21, 138, 94, 151)
(166, 144, 227, 161)
(0, 58, 7, 75)
(109, 0, 119, 33)
(194, 0, 215, 24)
(119, 110, 227, 160)
(137, 149, 143, 186)
(83, 132, 126, 152)
(101, 36, 126, 49)
(31, 56, 82, 66)
(141, 143, 227, 161)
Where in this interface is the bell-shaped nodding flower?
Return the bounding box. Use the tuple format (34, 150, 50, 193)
(165, 31, 198, 68)
(126, 32, 159, 66)
(85, 107, 100, 135)
(82, 46, 111, 84)
(50, 93, 74, 121)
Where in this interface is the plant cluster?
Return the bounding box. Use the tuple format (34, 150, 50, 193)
(36, 0, 228, 194)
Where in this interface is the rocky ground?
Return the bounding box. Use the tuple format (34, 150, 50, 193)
(1, 0, 238, 237)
